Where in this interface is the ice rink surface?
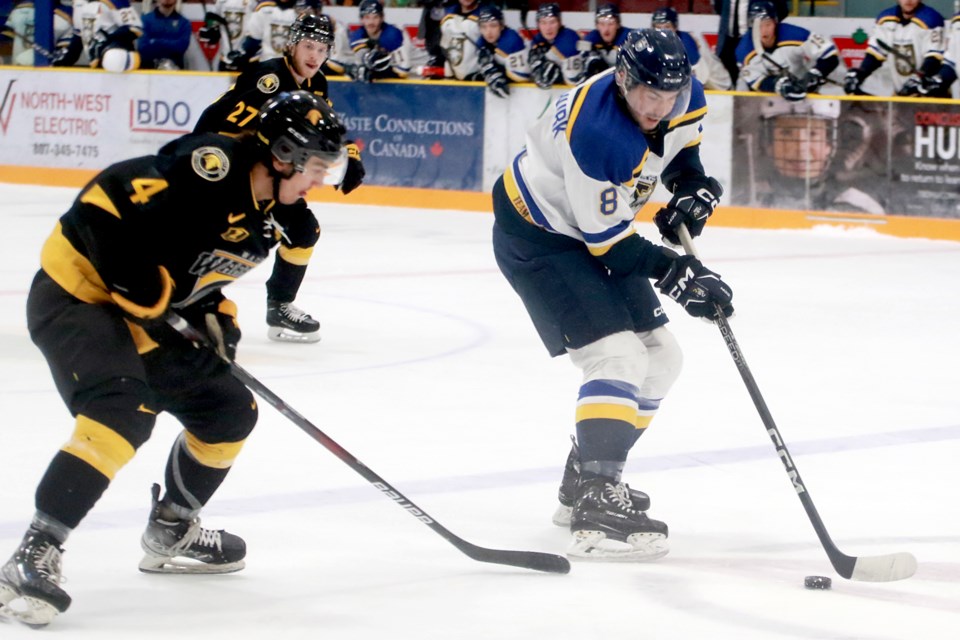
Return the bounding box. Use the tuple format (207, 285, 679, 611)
(1, 183, 959, 639)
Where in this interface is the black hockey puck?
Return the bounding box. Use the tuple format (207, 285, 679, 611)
(804, 575, 832, 590)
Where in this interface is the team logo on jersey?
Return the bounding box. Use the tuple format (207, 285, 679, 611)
(628, 176, 658, 211)
(222, 226, 250, 242)
(191, 146, 230, 182)
(257, 73, 281, 94)
(892, 43, 916, 77)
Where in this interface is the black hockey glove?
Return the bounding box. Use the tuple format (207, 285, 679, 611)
(532, 60, 561, 89)
(843, 70, 863, 95)
(362, 47, 392, 73)
(921, 73, 948, 97)
(220, 49, 251, 72)
(654, 176, 723, 246)
(801, 68, 825, 93)
(478, 46, 510, 98)
(198, 25, 221, 46)
(775, 75, 806, 102)
(582, 50, 607, 79)
(897, 76, 923, 97)
(338, 142, 365, 195)
(655, 252, 734, 321)
(178, 297, 241, 374)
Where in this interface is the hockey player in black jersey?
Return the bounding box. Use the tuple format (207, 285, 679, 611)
(0, 91, 348, 627)
(196, 12, 366, 342)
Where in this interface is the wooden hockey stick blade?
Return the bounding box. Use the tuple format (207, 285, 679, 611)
(166, 314, 570, 575)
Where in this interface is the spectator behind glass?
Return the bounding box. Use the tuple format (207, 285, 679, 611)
(139, 0, 191, 69)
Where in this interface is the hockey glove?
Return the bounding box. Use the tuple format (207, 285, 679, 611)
(362, 47, 392, 73)
(532, 60, 561, 89)
(177, 297, 241, 374)
(801, 68, 825, 93)
(198, 25, 221, 46)
(655, 253, 734, 321)
(220, 49, 251, 72)
(582, 50, 607, 79)
(338, 142, 365, 195)
(897, 76, 923, 97)
(478, 47, 510, 98)
(921, 73, 948, 97)
(843, 70, 863, 95)
(775, 75, 806, 102)
(654, 176, 723, 246)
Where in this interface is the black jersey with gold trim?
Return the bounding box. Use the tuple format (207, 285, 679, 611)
(40, 133, 278, 320)
(194, 56, 330, 137)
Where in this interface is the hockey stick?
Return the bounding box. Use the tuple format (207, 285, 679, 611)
(675, 225, 917, 582)
(166, 315, 571, 575)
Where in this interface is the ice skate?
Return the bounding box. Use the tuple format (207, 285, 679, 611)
(567, 476, 669, 562)
(139, 485, 246, 574)
(0, 528, 70, 627)
(266, 300, 321, 343)
(552, 437, 650, 527)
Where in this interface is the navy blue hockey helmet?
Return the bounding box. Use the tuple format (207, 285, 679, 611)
(748, 0, 778, 23)
(288, 13, 334, 47)
(536, 3, 561, 20)
(616, 28, 691, 93)
(359, 0, 384, 17)
(650, 7, 679, 29)
(258, 91, 346, 174)
(478, 6, 504, 24)
(596, 3, 620, 22)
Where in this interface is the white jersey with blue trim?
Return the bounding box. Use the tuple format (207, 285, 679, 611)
(439, 6, 482, 80)
(863, 4, 945, 93)
(736, 22, 838, 91)
(944, 13, 960, 73)
(242, 1, 296, 61)
(504, 69, 707, 255)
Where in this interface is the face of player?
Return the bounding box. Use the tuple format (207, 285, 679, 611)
(758, 17, 777, 49)
(771, 116, 833, 179)
(290, 39, 330, 79)
(480, 21, 503, 44)
(651, 20, 676, 33)
(898, 0, 920, 18)
(361, 13, 383, 38)
(276, 154, 341, 203)
(621, 82, 680, 132)
(596, 17, 619, 44)
(537, 16, 560, 41)
(459, 0, 478, 11)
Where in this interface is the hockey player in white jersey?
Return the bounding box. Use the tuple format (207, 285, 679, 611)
(3, 0, 82, 66)
(492, 29, 733, 561)
(475, 6, 529, 97)
(736, 0, 841, 100)
(528, 3, 585, 89)
(844, 0, 945, 96)
(920, 9, 960, 96)
(197, 0, 257, 71)
(651, 6, 731, 90)
(75, 0, 143, 71)
(438, 0, 483, 81)
(238, 0, 299, 64)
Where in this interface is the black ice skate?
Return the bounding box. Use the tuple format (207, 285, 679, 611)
(0, 528, 71, 627)
(266, 300, 321, 343)
(568, 476, 669, 562)
(552, 436, 650, 527)
(139, 485, 246, 574)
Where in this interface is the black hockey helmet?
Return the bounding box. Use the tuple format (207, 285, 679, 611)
(478, 5, 504, 24)
(748, 0, 778, 24)
(359, 0, 384, 17)
(536, 3, 561, 20)
(257, 91, 346, 174)
(616, 28, 690, 93)
(595, 3, 621, 23)
(288, 13, 334, 47)
(650, 7, 679, 29)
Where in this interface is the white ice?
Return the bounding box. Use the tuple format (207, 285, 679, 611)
(1, 183, 959, 639)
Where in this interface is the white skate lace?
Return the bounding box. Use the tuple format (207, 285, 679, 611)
(606, 483, 635, 511)
(31, 543, 65, 585)
(171, 521, 223, 554)
(280, 303, 312, 323)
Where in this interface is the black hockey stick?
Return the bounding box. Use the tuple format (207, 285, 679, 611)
(167, 315, 571, 575)
(676, 225, 916, 582)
